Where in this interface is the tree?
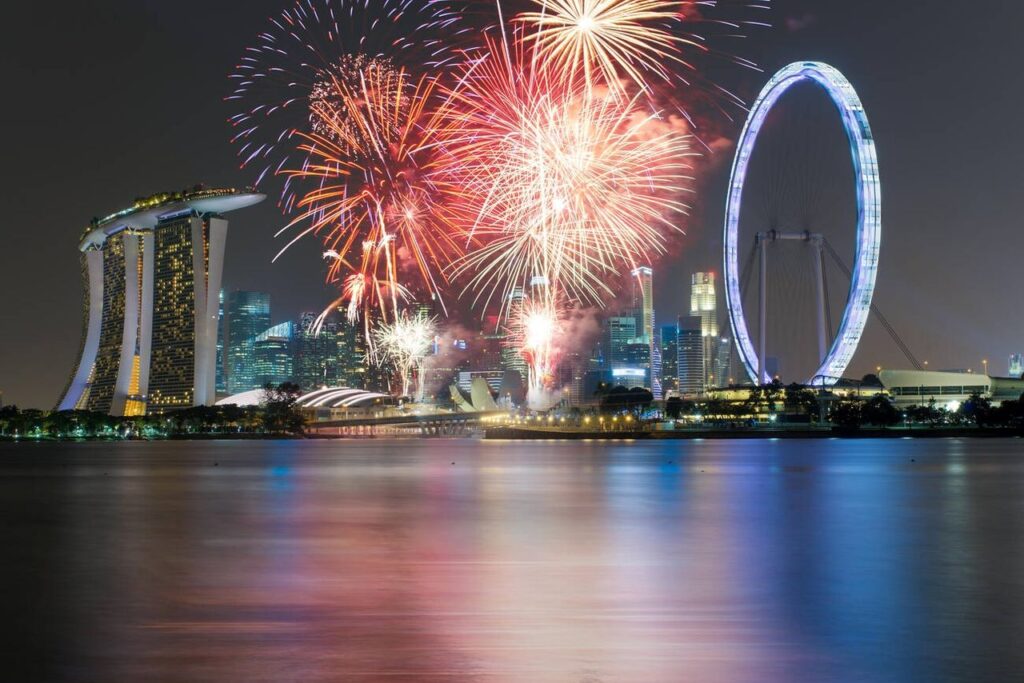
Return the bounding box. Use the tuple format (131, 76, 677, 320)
(261, 383, 306, 435)
(830, 400, 863, 430)
(600, 386, 653, 418)
(784, 384, 821, 421)
(862, 395, 900, 427)
(664, 396, 684, 420)
(960, 393, 994, 428)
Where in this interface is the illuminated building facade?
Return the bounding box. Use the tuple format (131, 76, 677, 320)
(677, 316, 705, 397)
(690, 272, 720, 390)
(1010, 354, 1024, 379)
(57, 187, 265, 415)
(660, 325, 679, 396)
(225, 291, 271, 394)
(215, 290, 226, 397)
(252, 322, 295, 388)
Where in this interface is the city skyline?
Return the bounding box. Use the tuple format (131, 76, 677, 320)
(2, 0, 1024, 407)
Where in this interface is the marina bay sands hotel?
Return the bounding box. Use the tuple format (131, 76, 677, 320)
(57, 187, 265, 416)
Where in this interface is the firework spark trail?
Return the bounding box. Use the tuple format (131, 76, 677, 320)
(436, 36, 696, 317)
(516, 0, 690, 93)
(515, 0, 771, 117)
(227, 0, 468, 209)
(279, 67, 463, 328)
(516, 293, 564, 407)
(373, 312, 437, 400)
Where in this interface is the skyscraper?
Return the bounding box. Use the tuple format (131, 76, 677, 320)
(501, 285, 528, 382)
(677, 316, 705, 397)
(58, 187, 264, 415)
(253, 322, 295, 388)
(712, 336, 733, 388)
(631, 267, 654, 344)
(215, 290, 226, 397)
(690, 272, 723, 390)
(690, 272, 718, 338)
(225, 291, 271, 395)
(605, 315, 650, 389)
(660, 324, 679, 396)
(1010, 354, 1024, 379)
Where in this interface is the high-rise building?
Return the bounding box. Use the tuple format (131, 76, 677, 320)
(631, 267, 654, 344)
(501, 285, 528, 382)
(677, 316, 704, 397)
(58, 187, 264, 415)
(225, 291, 271, 395)
(253, 322, 295, 388)
(660, 324, 679, 396)
(215, 290, 226, 397)
(712, 336, 733, 388)
(605, 315, 651, 389)
(1010, 353, 1024, 379)
(294, 313, 337, 391)
(690, 272, 720, 390)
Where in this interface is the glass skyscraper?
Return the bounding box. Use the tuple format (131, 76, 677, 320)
(690, 272, 731, 390)
(253, 322, 295, 388)
(225, 291, 271, 395)
(677, 316, 705, 397)
(660, 324, 679, 396)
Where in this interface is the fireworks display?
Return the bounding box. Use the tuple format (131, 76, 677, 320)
(230, 0, 770, 408)
(516, 0, 692, 93)
(279, 68, 460, 328)
(438, 36, 696, 314)
(373, 312, 437, 400)
(227, 0, 466, 209)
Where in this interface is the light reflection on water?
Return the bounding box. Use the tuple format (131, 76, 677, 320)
(1, 438, 1023, 682)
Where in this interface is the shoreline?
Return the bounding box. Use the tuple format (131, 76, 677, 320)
(484, 427, 1024, 441)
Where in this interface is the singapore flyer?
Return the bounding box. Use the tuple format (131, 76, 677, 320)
(723, 61, 882, 386)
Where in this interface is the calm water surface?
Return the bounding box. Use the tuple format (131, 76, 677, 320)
(1, 438, 1023, 682)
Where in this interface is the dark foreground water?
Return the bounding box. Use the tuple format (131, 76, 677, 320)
(1, 438, 1023, 682)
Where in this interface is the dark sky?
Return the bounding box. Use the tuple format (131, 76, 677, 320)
(1, 1, 1022, 408)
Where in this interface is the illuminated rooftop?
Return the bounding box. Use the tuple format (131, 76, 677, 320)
(78, 185, 265, 251)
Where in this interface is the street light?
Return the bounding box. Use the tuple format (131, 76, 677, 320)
(982, 359, 989, 376)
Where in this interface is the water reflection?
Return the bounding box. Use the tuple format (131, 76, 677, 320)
(0, 438, 1023, 681)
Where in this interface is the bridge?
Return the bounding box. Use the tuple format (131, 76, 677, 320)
(306, 411, 507, 437)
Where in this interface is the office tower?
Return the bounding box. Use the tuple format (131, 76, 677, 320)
(690, 272, 719, 390)
(58, 187, 264, 415)
(1010, 354, 1024, 378)
(677, 316, 705, 396)
(253, 322, 295, 387)
(712, 336, 733, 388)
(215, 290, 226, 397)
(631, 267, 654, 344)
(501, 285, 528, 381)
(661, 324, 679, 396)
(294, 313, 338, 391)
(336, 315, 368, 388)
(225, 291, 271, 394)
(605, 315, 650, 389)
(606, 316, 637, 365)
(632, 266, 660, 398)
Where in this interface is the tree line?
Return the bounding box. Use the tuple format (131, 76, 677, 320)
(0, 384, 306, 439)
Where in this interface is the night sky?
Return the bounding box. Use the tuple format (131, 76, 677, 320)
(1, 0, 1021, 408)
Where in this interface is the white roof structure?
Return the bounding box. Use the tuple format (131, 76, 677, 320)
(216, 387, 392, 409)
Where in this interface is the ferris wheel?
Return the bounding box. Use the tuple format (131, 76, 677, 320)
(723, 62, 884, 387)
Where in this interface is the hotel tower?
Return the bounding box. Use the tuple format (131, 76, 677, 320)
(57, 187, 265, 416)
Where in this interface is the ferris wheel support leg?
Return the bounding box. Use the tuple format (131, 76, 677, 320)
(813, 238, 828, 366)
(758, 238, 767, 385)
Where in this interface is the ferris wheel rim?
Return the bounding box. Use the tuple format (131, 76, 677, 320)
(723, 61, 882, 387)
